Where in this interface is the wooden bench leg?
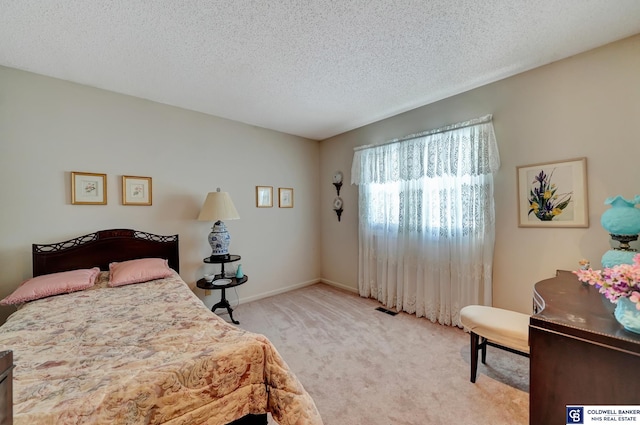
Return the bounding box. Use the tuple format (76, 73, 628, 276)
(469, 331, 529, 383)
(470, 331, 479, 383)
(470, 332, 491, 383)
(481, 336, 487, 364)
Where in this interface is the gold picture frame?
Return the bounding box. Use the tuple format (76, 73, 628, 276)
(279, 187, 294, 208)
(516, 157, 588, 228)
(256, 186, 273, 208)
(122, 175, 152, 206)
(71, 171, 107, 205)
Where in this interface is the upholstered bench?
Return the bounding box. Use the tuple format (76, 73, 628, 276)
(459, 305, 530, 383)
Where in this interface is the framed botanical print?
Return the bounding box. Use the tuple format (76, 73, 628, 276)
(256, 186, 273, 208)
(122, 175, 152, 206)
(71, 171, 107, 205)
(516, 158, 588, 228)
(279, 188, 293, 208)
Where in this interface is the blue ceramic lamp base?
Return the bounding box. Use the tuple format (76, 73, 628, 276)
(602, 249, 637, 268)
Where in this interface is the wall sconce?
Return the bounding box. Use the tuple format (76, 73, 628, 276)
(333, 197, 343, 222)
(332, 171, 343, 221)
(332, 171, 343, 196)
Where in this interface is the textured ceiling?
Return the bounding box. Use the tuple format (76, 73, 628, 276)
(1, 1, 640, 140)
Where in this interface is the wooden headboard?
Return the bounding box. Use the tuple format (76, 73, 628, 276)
(32, 229, 179, 276)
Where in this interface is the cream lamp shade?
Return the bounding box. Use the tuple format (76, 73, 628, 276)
(197, 188, 240, 258)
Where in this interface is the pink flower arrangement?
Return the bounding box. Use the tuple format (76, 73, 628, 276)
(573, 253, 640, 310)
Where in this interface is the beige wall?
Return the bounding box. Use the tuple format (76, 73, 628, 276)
(0, 66, 321, 323)
(320, 34, 640, 314)
(1, 34, 638, 322)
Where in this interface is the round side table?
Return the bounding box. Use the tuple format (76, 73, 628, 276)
(198, 254, 247, 324)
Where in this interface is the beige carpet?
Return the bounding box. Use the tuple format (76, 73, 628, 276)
(233, 283, 528, 425)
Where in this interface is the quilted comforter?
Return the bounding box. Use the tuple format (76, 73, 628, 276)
(0, 272, 322, 425)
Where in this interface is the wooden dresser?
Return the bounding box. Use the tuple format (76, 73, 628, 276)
(530, 271, 640, 425)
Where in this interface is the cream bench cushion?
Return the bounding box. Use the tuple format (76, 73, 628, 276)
(460, 305, 530, 383)
(460, 305, 530, 353)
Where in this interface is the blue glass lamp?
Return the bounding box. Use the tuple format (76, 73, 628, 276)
(600, 195, 640, 268)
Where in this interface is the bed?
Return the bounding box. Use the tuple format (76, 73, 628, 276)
(0, 229, 322, 425)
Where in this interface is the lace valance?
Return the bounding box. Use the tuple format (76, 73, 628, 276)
(351, 115, 499, 185)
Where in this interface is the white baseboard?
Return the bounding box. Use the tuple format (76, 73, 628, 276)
(238, 278, 321, 304)
(318, 278, 358, 294)
(235, 278, 358, 305)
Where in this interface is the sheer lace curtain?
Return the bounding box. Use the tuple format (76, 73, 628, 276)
(351, 115, 500, 327)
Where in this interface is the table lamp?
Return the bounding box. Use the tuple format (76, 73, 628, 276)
(197, 188, 240, 258)
(600, 195, 640, 268)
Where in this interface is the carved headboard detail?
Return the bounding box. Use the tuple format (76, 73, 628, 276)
(32, 229, 179, 276)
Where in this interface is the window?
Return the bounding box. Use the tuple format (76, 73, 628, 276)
(351, 115, 499, 326)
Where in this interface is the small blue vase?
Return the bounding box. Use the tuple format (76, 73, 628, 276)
(614, 297, 640, 334)
(235, 264, 244, 279)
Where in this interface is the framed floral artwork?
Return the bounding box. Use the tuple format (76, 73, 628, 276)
(122, 175, 152, 206)
(256, 186, 273, 208)
(71, 171, 107, 205)
(516, 158, 588, 228)
(279, 187, 293, 208)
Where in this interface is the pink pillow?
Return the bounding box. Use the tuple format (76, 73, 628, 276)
(109, 258, 172, 287)
(0, 267, 100, 305)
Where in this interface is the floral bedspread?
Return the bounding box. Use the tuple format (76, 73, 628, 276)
(0, 272, 322, 425)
